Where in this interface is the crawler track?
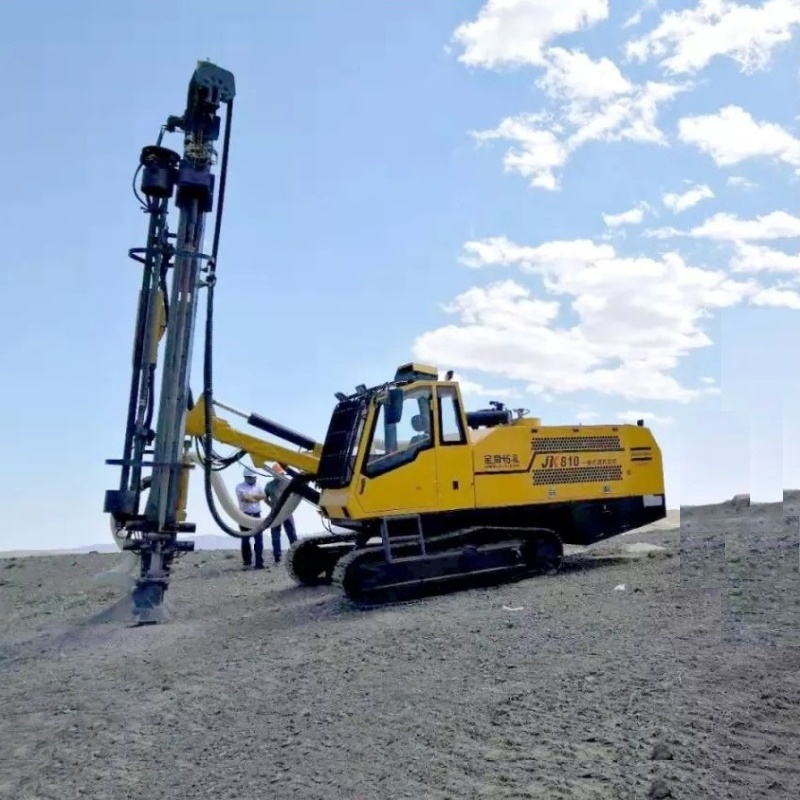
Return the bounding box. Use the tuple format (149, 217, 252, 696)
(332, 526, 563, 605)
(285, 533, 359, 586)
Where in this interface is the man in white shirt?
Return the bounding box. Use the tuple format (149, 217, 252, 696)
(234, 467, 266, 569)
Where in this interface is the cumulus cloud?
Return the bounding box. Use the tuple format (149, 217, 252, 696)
(690, 211, 800, 241)
(472, 113, 569, 191)
(451, 0, 610, 68)
(437, 0, 800, 409)
(536, 46, 633, 101)
(727, 176, 757, 189)
(730, 243, 800, 274)
(411, 235, 783, 403)
(646, 210, 800, 242)
(623, 0, 659, 30)
(439, 369, 518, 400)
(677, 106, 800, 172)
(602, 206, 646, 227)
(472, 62, 685, 189)
(662, 183, 715, 213)
(453, 3, 689, 190)
(459, 236, 615, 271)
(626, 0, 800, 74)
(749, 286, 800, 309)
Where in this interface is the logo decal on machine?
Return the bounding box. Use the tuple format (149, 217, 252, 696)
(482, 453, 521, 469)
(537, 454, 618, 469)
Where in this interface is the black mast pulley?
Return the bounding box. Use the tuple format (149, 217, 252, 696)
(139, 146, 180, 199)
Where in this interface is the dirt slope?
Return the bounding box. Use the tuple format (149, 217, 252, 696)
(1, 498, 798, 799)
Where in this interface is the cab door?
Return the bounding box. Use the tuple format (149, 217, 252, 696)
(434, 384, 475, 512)
(354, 385, 438, 515)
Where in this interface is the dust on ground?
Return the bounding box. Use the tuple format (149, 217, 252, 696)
(1, 497, 798, 799)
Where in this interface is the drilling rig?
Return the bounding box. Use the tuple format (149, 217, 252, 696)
(104, 61, 668, 624)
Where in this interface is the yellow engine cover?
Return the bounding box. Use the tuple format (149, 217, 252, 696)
(471, 421, 664, 509)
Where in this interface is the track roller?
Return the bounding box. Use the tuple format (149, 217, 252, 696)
(285, 533, 358, 586)
(521, 528, 563, 574)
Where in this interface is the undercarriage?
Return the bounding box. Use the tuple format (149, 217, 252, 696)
(286, 523, 564, 605)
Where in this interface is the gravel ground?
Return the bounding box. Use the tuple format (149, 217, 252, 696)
(1, 497, 798, 800)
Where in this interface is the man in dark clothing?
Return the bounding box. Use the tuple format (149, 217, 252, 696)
(264, 465, 297, 564)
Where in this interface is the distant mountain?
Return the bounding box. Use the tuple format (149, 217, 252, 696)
(0, 530, 352, 558)
(0, 534, 240, 558)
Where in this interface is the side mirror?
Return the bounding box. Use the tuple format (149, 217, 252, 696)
(385, 388, 404, 425)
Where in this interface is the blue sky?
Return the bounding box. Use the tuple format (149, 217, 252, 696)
(1, 0, 798, 550)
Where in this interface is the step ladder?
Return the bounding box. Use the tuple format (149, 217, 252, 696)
(380, 514, 427, 563)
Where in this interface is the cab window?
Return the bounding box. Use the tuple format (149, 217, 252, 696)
(437, 386, 466, 445)
(362, 387, 433, 477)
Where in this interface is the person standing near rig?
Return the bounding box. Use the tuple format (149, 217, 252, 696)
(234, 467, 266, 570)
(264, 464, 297, 565)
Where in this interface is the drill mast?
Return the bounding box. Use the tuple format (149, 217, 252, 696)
(104, 61, 236, 622)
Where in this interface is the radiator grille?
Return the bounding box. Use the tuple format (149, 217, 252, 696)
(531, 435, 623, 453)
(533, 465, 624, 485)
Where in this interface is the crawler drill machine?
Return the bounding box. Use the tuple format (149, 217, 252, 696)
(275, 364, 668, 603)
(104, 61, 667, 621)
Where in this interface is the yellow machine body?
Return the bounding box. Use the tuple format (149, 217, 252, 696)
(315, 373, 666, 546)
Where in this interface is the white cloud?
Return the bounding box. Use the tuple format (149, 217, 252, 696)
(750, 286, 800, 309)
(459, 235, 615, 270)
(576, 410, 599, 422)
(472, 113, 569, 190)
(563, 78, 685, 149)
(626, 0, 800, 74)
(536, 47, 633, 101)
(623, 11, 644, 29)
(455, 6, 688, 191)
(647, 211, 800, 242)
(603, 206, 646, 227)
(617, 410, 676, 425)
(441, 279, 561, 328)
(662, 183, 714, 213)
(623, 1, 658, 30)
(439, 370, 518, 400)
(439, 1, 800, 409)
(730, 243, 800, 273)
(451, 0, 610, 68)
(473, 70, 685, 189)
(727, 175, 758, 189)
(412, 236, 783, 403)
(677, 106, 800, 171)
(643, 225, 683, 239)
(690, 211, 800, 241)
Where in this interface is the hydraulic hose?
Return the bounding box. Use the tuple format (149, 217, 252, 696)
(205, 460, 303, 531)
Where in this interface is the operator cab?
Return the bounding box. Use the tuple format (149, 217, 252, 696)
(315, 363, 466, 491)
(359, 363, 469, 474)
(315, 362, 529, 495)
